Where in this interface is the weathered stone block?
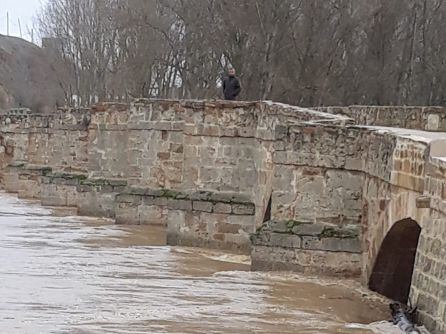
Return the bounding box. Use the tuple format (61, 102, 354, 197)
(213, 203, 232, 214)
(228, 215, 255, 231)
(208, 192, 251, 204)
(216, 222, 241, 234)
(18, 179, 40, 199)
(427, 114, 440, 131)
(251, 230, 271, 246)
(272, 151, 287, 164)
(292, 223, 326, 236)
(269, 221, 291, 233)
(108, 179, 128, 187)
(302, 236, 361, 253)
(232, 203, 255, 215)
(345, 158, 363, 170)
(193, 201, 213, 212)
(251, 245, 361, 277)
(2, 171, 21, 193)
(416, 196, 431, 209)
(125, 186, 147, 195)
(139, 205, 168, 226)
(275, 125, 288, 139)
(270, 233, 302, 249)
(189, 191, 214, 202)
(117, 194, 141, 205)
(78, 191, 117, 218)
(152, 197, 169, 206)
(166, 198, 192, 211)
(115, 205, 139, 225)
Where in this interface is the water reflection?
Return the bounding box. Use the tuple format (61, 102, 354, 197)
(0, 192, 393, 334)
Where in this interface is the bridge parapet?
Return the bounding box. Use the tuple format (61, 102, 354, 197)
(319, 105, 446, 132)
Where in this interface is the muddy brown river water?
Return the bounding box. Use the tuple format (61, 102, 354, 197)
(0, 191, 404, 334)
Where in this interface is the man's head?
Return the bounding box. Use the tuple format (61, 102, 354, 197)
(228, 68, 236, 77)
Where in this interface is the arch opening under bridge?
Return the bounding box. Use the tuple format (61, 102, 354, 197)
(368, 218, 421, 303)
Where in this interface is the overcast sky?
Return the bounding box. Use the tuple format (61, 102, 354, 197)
(0, 0, 45, 42)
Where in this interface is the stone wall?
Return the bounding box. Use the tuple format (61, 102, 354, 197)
(252, 124, 397, 277)
(252, 220, 362, 276)
(319, 106, 446, 132)
(0, 100, 349, 254)
(87, 101, 184, 186)
(86, 100, 348, 225)
(410, 157, 446, 333)
(271, 125, 367, 224)
(1, 100, 446, 333)
(250, 119, 446, 333)
(0, 109, 33, 168)
(0, 108, 90, 173)
(362, 136, 430, 281)
(115, 188, 255, 252)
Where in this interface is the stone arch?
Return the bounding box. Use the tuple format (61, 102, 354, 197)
(368, 218, 421, 303)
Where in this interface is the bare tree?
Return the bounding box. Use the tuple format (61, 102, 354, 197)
(37, 0, 446, 107)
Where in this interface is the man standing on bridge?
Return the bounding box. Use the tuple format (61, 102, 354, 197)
(222, 68, 241, 101)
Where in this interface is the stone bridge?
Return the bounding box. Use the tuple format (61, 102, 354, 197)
(1, 101, 446, 333)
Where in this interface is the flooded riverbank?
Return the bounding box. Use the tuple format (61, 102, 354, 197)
(0, 191, 409, 334)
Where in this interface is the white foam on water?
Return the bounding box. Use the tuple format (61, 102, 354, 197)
(201, 253, 251, 265)
(59, 216, 115, 224)
(172, 247, 251, 265)
(347, 321, 431, 334)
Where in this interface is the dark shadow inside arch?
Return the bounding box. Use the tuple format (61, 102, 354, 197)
(369, 218, 421, 303)
(263, 195, 272, 223)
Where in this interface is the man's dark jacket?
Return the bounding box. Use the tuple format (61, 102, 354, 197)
(222, 76, 241, 100)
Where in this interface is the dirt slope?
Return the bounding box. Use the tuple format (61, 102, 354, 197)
(0, 34, 71, 112)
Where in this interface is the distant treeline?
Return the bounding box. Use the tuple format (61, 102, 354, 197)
(38, 0, 446, 107)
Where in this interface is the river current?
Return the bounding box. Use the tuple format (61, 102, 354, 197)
(0, 191, 414, 334)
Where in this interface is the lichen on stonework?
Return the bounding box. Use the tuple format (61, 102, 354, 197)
(318, 227, 358, 239)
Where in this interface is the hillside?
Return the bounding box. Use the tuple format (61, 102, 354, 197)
(0, 34, 71, 112)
